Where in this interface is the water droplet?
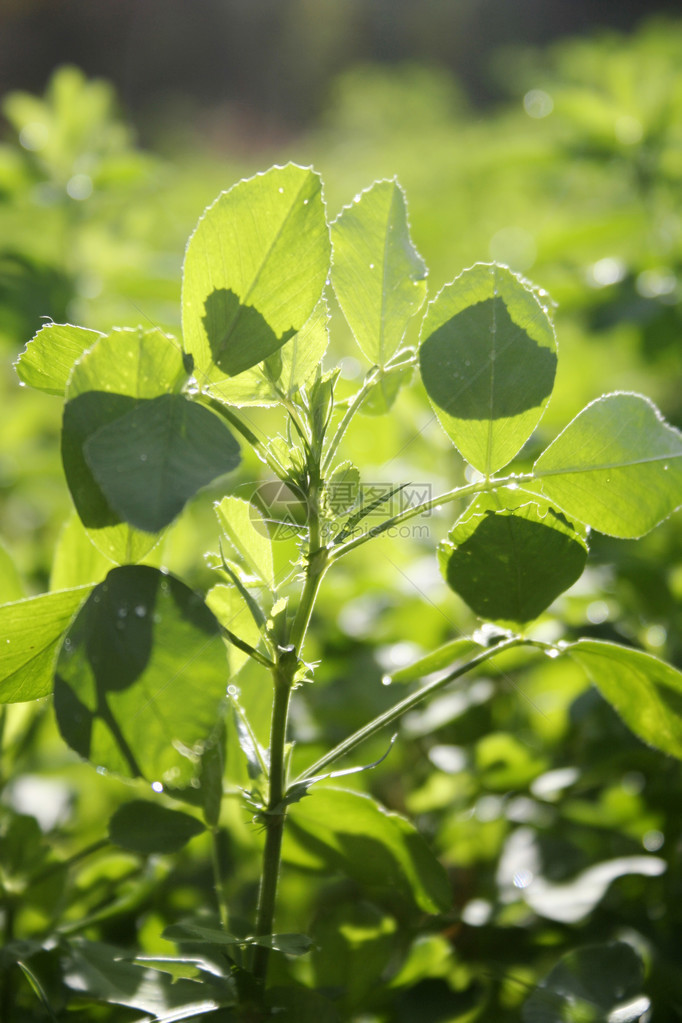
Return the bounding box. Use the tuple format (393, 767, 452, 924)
(369, 263, 375, 269)
(18, 381, 26, 388)
(303, 198, 309, 205)
(507, 482, 518, 491)
(140, 453, 147, 462)
(96, 765, 108, 776)
(278, 187, 284, 194)
(151, 781, 163, 793)
(117, 607, 128, 618)
(63, 638, 72, 651)
(134, 605, 146, 618)
(663, 464, 669, 471)
(381, 674, 392, 686)
(544, 647, 560, 659)
(6, 639, 10, 644)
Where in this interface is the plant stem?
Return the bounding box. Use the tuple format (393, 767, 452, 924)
(294, 636, 526, 783)
(252, 667, 293, 982)
(211, 828, 229, 931)
(322, 367, 379, 473)
(252, 488, 328, 984)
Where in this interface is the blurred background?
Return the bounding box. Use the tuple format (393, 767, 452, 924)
(3, 4, 682, 1019)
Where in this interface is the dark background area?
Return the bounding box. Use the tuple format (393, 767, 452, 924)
(2, 0, 681, 140)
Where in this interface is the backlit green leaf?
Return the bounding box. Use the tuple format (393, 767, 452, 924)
(389, 637, 483, 684)
(215, 496, 275, 589)
(567, 638, 682, 759)
(332, 179, 427, 365)
(53, 566, 228, 783)
(49, 513, 117, 591)
(284, 787, 451, 914)
(15, 322, 102, 395)
(0, 541, 25, 603)
(109, 800, 205, 854)
(182, 164, 330, 380)
(419, 263, 557, 474)
(84, 395, 241, 533)
(0, 585, 92, 703)
(438, 493, 588, 626)
(531, 392, 682, 537)
(62, 327, 189, 562)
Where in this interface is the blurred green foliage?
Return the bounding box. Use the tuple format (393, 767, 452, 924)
(1, 20, 682, 1021)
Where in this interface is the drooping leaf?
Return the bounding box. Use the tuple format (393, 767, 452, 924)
(182, 164, 330, 380)
(284, 786, 451, 914)
(331, 179, 427, 365)
(84, 395, 241, 533)
(15, 322, 102, 395)
(204, 367, 279, 408)
(53, 566, 228, 784)
(531, 392, 682, 537)
(389, 637, 483, 684)
(522, 942, 648, 1023)
(62, 939, 228, 1015)
(438, 493, 588, 626)
(0, 585, 93, 703)
(419, 263, 557, 474)
(214, 496, 275, 589)
(62, 327, 189, 562)
(206, 583, 264, 675)
(109, 800, 206, 854)
(567, 638, 682, 759)
(49, 513, 115, 590)
(322, 461, 360, 518)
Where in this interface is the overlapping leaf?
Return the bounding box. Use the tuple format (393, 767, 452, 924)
(439, 492, 588, 626)
(419, 263, 557, 474)
(53, 566, 228, 784)
(182, 164, 330, 381)
(15, 322, 102, 395)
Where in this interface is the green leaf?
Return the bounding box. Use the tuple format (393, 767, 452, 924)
(84, 395, 241, 533)
(204, 368, 279, 408)
(284, 786, 451, 914)
(388, 637, 483, 684)
(109, 800, 205, 854)
(15, 323, 102, 395)
(62, 327, 189, 562)
(206, 583, 264, 675)
(419, 263, 557, 474)
(53, 566, 228, 784)
(331, 179, 427, 365)
(182, 164, 330, 379)
(50, 514, 115, 590)
(128, 956, 228, 983)
(0, 585, 92, 703)
(322, 461, 360, 517)
(523, 942, 648, 1023)
(162, 923, 311, 955)
(438, 493, 588, 626)
(567, 638, 682, 759)
(531, 392, 682, 537)
(279, 298, 330, 396)
(0, 541, 25, 603)
(214, 496, 275, 589)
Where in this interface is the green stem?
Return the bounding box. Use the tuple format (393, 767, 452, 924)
(211, 828, 229, 930)
(294, 637, 526, 783)
(322, 367, 380, 473)
(252, 667, 294, 982)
